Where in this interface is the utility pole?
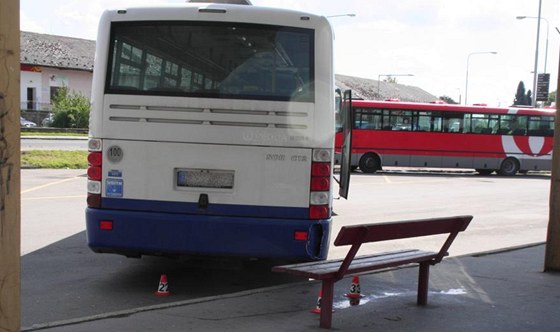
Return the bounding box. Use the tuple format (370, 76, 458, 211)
(531, 0, 542, 107)
(0, 0, 21, 330)
(545, 49, 560, 271)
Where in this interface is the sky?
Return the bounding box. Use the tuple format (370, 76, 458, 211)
(20, 0, 560, 107)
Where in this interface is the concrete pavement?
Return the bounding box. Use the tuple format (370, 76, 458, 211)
(23, 244, 560, 331)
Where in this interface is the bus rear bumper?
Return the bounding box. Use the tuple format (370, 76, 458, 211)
(85, 208, 331, 261)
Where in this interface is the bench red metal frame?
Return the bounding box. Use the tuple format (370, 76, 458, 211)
(272, 215, 473, 329)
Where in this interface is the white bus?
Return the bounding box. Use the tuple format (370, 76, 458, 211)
(86, 1, 351, 261)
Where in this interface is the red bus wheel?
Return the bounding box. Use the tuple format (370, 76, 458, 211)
(359, 153, 380, 173)
(498, 158, 519, 176)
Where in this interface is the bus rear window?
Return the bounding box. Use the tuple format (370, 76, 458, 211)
(106, 21, 315, 102)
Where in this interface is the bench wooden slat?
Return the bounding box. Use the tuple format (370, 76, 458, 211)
(334, 215, 472, 246)
(272, 249, 417, 275)
(272, 249, 437, 280)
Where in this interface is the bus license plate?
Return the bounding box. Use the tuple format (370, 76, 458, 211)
(176, 169, 234, 189)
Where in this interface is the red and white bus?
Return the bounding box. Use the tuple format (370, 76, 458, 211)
(335, 100, 555, 175)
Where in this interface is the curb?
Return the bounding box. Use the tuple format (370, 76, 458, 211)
(21, 282, 304, 331)
(21, 136, 88, 140)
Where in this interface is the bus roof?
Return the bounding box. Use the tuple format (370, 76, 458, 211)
(351, 100, 556, 117)
(101, 2, 324, 23)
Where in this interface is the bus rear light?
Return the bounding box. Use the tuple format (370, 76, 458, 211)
(87, 139, 103, 208)
(100, 220, 113, 231)
(88, 138, 102, 151)
(311, 162, 331, 176)
(309, 205, 329, 219)
(311, 177, 330, 191)
(87, 193, 101, 208)
(294, 231, 309, 241)
(312, 149, 332, 162)
(87, 166, 102, 181)
(309, 149, 333, 219)
(88, 152, 102, 166)
(310, 191, 329, 205)
(87, 180, 101, 194)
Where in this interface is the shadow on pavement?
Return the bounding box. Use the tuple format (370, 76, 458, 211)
(22, 231, 301, 327)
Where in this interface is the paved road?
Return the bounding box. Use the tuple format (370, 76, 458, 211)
(20, 169, 551, 329)
(21, 169, 86, 255)
(330, 168, 550, 259)
(21, 137, 87, 151)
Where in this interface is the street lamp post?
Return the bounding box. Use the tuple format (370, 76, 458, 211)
(464, 51, 497, 105)
(517, 15, 549, 74)
(377, 74, 414, 99)
(517, 1, 547, 107)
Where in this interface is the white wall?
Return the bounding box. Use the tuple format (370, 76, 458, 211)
(20, 66, 93, 110)
(20, 71, 42, 107)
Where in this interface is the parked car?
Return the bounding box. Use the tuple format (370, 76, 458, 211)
(20, 116, 37, 127)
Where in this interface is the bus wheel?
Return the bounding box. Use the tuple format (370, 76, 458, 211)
(498, 158, 519, 176)
(359, 153, 380, 173)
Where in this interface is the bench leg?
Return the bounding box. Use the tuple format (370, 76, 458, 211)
(417, 262, 430, 305)
(319, 279, 335, 329)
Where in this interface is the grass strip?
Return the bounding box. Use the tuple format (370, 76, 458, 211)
(21, 150, 88, 169)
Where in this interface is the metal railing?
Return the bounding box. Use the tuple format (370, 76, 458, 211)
(20, 101, 52, 111)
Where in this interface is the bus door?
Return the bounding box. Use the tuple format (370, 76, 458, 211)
(338, 90, 353, 199)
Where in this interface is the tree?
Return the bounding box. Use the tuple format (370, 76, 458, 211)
(439, 95, 458, 104)
(513, 81, 528, 106)
(51, 86, 91, 128)
(547, 90, 557, 106)
(383, 76, 398, 83)
(526, 89, 533, 107)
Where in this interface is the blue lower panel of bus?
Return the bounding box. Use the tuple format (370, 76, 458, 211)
(101, 197, 309, 219)
(86, 208, 331, 261)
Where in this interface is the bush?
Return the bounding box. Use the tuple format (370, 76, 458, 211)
(51, 87, 91, 128)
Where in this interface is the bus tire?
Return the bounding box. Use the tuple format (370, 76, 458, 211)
(359, 153, 380, 173)
(497, 158, 519, 176)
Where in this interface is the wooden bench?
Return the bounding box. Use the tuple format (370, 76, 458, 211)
(272, 215, 472, 329)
